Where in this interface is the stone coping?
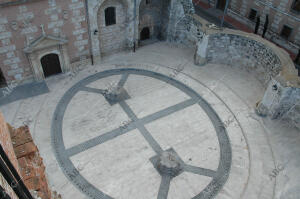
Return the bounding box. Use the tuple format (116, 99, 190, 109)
(193, 14, 300, 88)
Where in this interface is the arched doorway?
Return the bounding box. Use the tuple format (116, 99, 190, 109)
(40, 54, 62, 78)
(0, 68, 7, 88)
(140, 27, 150, 40)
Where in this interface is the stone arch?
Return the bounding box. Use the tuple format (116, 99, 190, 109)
(97, 0, 129, 56)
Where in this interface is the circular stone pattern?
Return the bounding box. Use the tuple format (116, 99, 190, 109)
(51, 68, 232, 199)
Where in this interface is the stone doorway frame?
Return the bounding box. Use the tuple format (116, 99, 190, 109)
(24, 34, 70, 81)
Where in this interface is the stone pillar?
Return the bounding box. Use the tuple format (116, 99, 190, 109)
(194, 34, 208, 66)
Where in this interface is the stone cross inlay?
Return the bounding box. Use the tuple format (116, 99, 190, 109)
(52, 68, 232, 199)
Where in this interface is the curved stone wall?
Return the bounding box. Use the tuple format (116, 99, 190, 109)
(206, 33, 282, 85)
(193, 26, 300, 129)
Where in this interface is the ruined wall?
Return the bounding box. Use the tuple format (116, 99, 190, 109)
(10, 126, 52, 199)
(257, 78, 300, 129)
(0, 0, 90, 84)
(0, 112, 53, 198)
(206, 33, 282, 85)
(0, 113, 19, 199)
(167, 0, 200, 45)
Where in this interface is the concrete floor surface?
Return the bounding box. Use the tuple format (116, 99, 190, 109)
(1, 42, 299, 199)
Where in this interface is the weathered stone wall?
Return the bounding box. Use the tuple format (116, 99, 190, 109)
(167, 0, 202, 46)
(88, 0, 134, 59)
(159, 0, 171, 40)
(139, 0, 164, 40)
(97, 0, 127, 56)
(257, 78, 300, 129)
(206, 33, 282, 85)
(0, 0, 90, 84)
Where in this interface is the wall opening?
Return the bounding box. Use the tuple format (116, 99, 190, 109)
(105, 7, 116, 26)
(291, 0, 300, 13)
(0, 68, 7, 88)
(41, 53, 62, 78)
(281, 25, 293, 40)
(216, 0, 226, 11)
(140, 27, 150, 40)
(248, 9, 258, 21)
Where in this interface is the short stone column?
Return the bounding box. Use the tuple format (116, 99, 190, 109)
(194, 35, 209, 66)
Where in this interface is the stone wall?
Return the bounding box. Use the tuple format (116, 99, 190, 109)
(206, 33, 282, 85)
(139, 0, 165, 41)
(0, 0, 90, 84)
(87, 0, 134, 59)
(167, 0, 203, 46)
(257, 78, 300, 129)
(160, 0, 171, 40)
(97, 0, 128, 56)
(193, 28, 299, 129)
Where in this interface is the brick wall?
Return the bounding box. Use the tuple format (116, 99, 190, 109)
(0, 112, 53, 199)
(10, 125, 52, 199)
(0, 113, 20, 199)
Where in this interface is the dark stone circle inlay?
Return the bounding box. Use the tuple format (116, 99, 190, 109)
(51, 68, 232, 199)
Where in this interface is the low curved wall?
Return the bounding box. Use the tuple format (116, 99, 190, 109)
(194, 27, 300, 129)
(206, 33, 282, 85)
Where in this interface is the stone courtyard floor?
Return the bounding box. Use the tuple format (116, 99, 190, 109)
(1, 42, 300, 199)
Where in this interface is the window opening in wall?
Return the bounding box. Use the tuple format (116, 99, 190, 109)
(0, 68, 7, 88)
(105, 7, 116, 26)
(291, 0, 300, 13)
(146, 0, 150, 5)
(248, 9, 258, 21)
(216, 0, 226, 11)
(280, 25, 293, 40)
(41, 53, 62, 78)
(140, 27, 150, 40)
